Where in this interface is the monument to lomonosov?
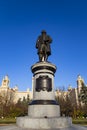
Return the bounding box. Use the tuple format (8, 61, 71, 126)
(16, 30, 72, 129)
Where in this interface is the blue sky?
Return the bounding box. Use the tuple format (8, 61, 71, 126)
(0, 0, 87, 91)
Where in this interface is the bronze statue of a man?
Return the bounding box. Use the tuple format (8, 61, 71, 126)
(36, 30, 52, 62)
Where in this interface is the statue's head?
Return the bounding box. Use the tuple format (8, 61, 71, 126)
(41, 30, 46, 34)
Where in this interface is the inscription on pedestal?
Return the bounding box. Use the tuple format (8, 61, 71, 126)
(36, 75, 52, 92)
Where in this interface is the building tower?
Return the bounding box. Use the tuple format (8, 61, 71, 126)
(0, 75, 9, 90)
(77, 75, 84, 94)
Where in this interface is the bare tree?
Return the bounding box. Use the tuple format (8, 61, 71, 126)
(0, 89, 15, 117)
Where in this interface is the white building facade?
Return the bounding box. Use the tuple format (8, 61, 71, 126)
(0, 75, 33, 103)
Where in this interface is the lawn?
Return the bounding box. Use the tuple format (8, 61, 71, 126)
(72, 119, 87, 125)
(0, 118, 16, 124)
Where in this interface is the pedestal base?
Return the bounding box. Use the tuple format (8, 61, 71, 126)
(28, 104, 60, 117)
(16, 116, 72, 129)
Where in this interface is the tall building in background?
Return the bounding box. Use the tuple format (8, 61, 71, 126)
(0, 75, 33, 103)
(55, 75, 86, 106)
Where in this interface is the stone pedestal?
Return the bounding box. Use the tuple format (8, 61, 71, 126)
(16, 61, 72, 129)
(28, 62, 60, 118)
